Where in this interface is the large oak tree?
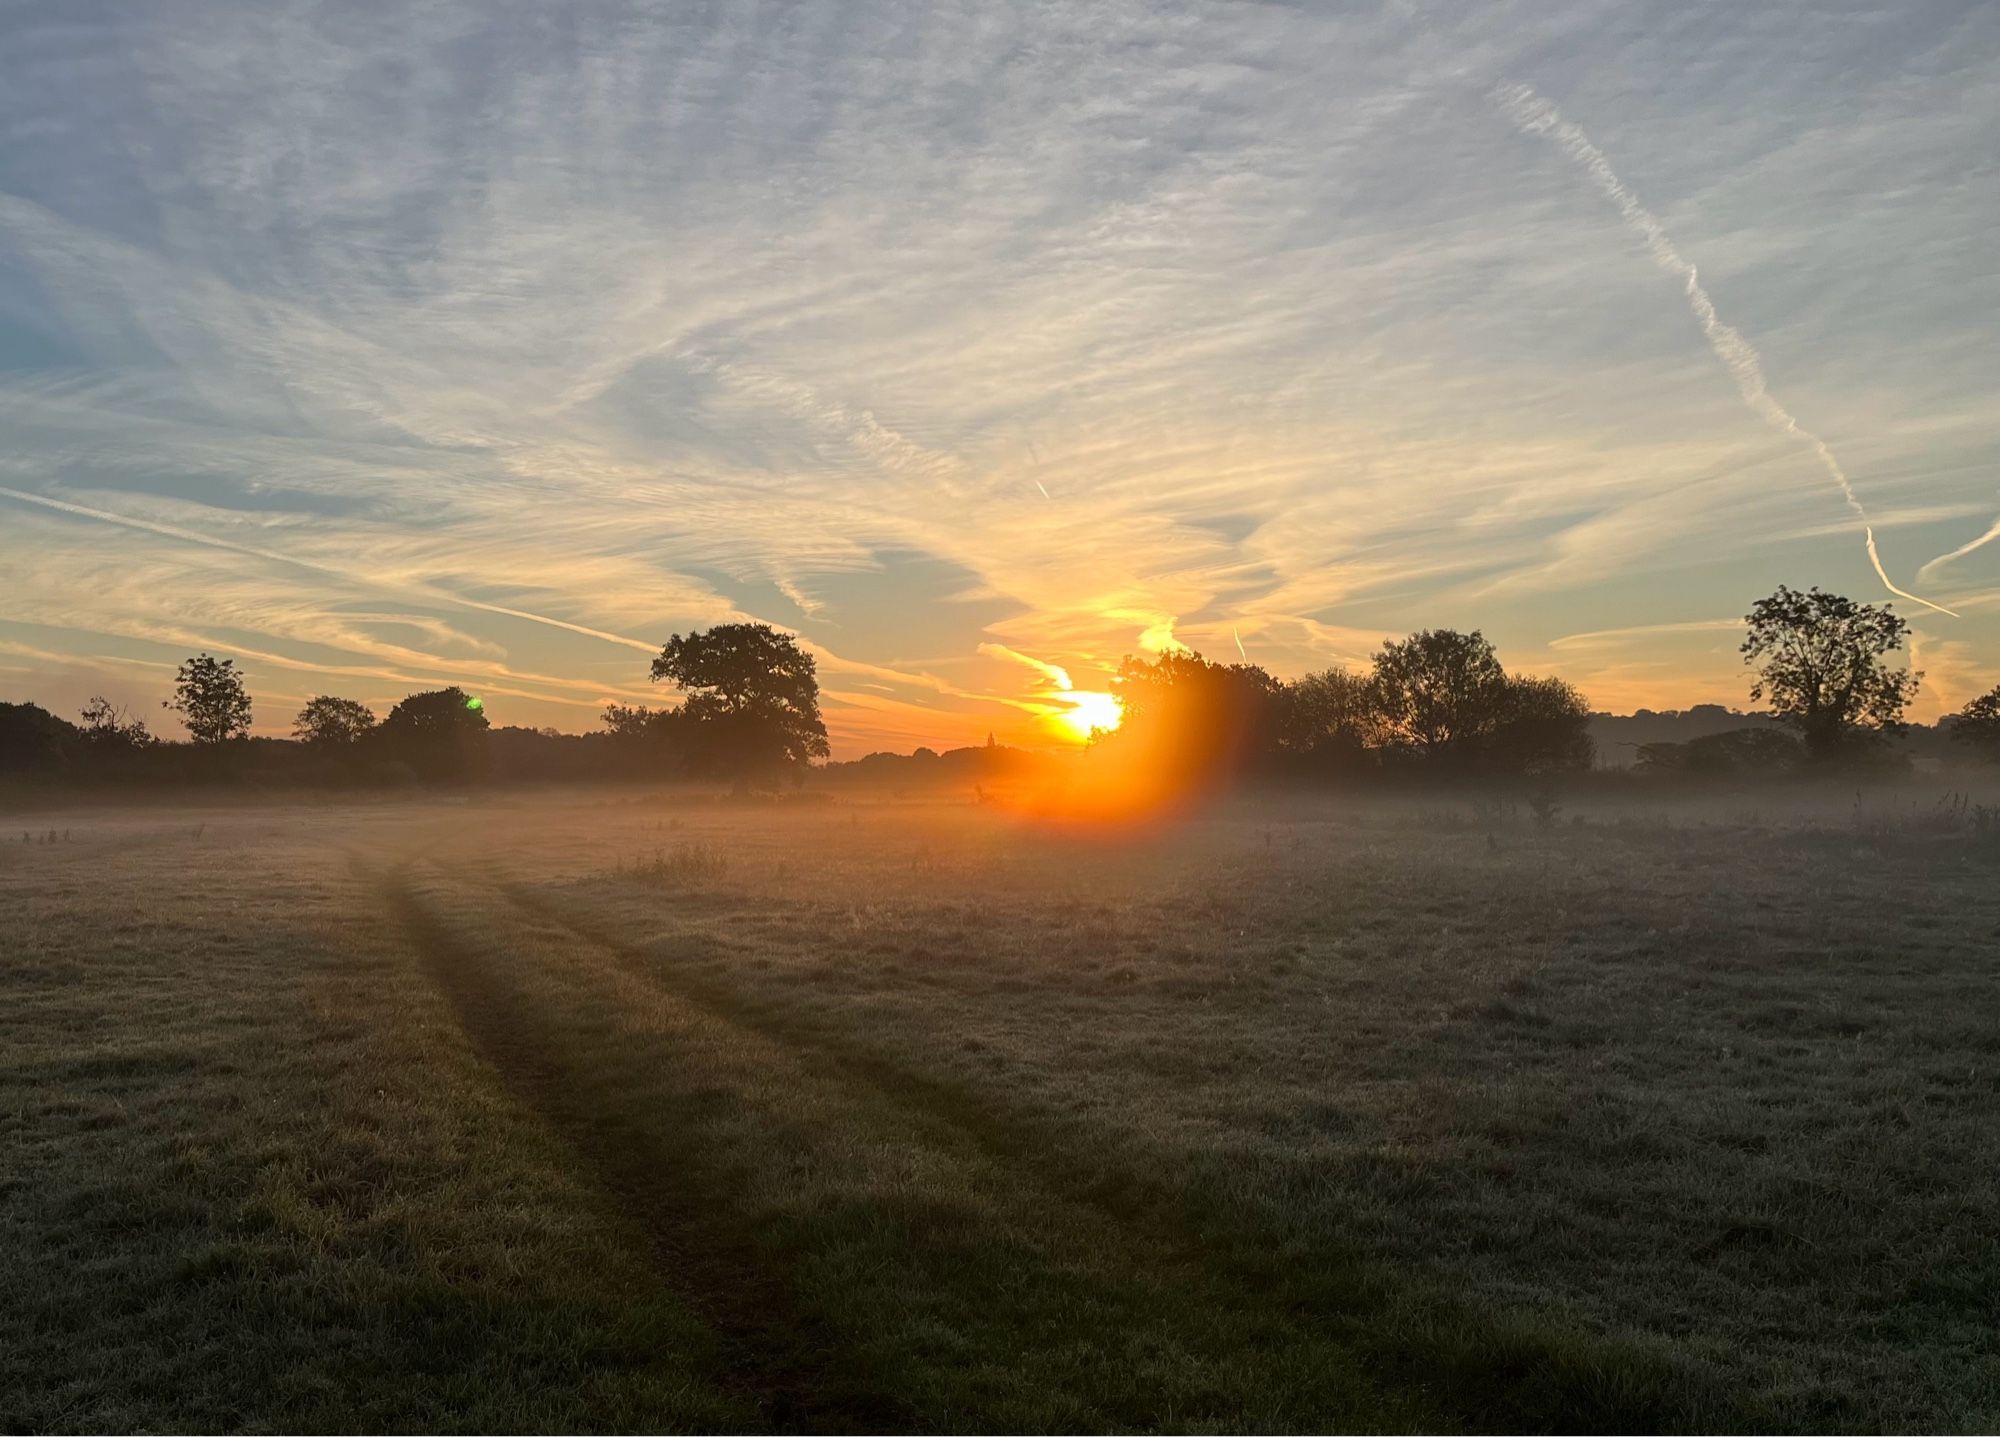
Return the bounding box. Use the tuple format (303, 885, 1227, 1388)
(649, 623, 830, 784)
(379, 686, 490, 781)
(1741, 586, 1918, 760)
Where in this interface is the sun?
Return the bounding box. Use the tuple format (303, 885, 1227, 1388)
(1053, 689, 1122, 741)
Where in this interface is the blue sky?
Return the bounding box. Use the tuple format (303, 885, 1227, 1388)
(1, 1, 1995, 752)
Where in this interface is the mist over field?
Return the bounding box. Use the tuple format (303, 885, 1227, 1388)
(4, 778, 1998, 1432)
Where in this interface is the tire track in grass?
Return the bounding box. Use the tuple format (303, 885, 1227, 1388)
(488, 867, 1369, 1255)
(494, 873, 1065, 1171)
(491, 867, 1748, 1435)
(432, 863, 1435, 1430)
(374, 860, 913, 1434)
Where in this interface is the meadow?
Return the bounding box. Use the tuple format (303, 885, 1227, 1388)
(3, 783, 1996, 1432)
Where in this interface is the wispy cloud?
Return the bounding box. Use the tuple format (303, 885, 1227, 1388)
(977, 643, 1072, 693)
(1, 4, 1994, 748)
(1548, 619, 1745, 650)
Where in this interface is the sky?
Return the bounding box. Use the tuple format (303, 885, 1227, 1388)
(1, 1, 1996, 756)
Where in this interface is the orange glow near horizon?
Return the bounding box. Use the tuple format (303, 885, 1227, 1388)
(1051, 689, 1122, 742)
(995, 709, 1216, 827)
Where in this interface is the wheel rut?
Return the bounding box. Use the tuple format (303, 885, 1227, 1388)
(374, 860, 912, 1434)
(491, 873, 1054, 1173)
(480, 870, 1732, 1434)
(385, 859, 1709, 1434)
(484, 874, 1390, 1322)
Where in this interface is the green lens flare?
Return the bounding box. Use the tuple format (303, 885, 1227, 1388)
(464, 695, 483, 712)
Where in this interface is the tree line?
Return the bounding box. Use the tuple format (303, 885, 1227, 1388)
(4, 588, 1998, 789)
(1097, 628, 1597, 786)
(0, 626, 833, 789)
(1096, 585, 2000, 784)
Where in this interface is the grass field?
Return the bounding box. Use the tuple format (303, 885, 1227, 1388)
(3, 785, 1997, 1432)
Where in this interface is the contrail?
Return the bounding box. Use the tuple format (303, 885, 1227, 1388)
(1233, 625, 1248, 660)
(1495, 84, 1956, 618)
(1919, 514, 2000, 584)
(0, 484, 662, 652)
(1034, 479, 1051, 500)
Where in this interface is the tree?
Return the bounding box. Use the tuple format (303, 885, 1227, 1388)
(294, 695, 377, 747)
(0, 702, 81, 774)
(164, 653, 252, 744)
(1368, 629, 1507, 761)
(602, 703, 674, 741)
(1949, 685, 2000, 762)
(378, 686, 490, 781)
(601, 702, 683, 775)
(79, 696, 153, 749)
(1488, 674, 1595, 774)
(1636, 727, 1802, 780)
(649, 624, 829, 784)
(1108, 650, 1284, 781)
(1740, 586, 1918, 760)
(1279, 667, 1384, 767)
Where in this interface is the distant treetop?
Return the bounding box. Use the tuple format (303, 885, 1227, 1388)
(165, 653, 251, 744)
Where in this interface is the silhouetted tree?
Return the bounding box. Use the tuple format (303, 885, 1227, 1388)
(294, 695, 377, 747)
(1489, 674, 1595, 774)
(1108, 649, 1285, 781)
(649, 624, 829, 786)
(1368, 629, 1507, 763)
(600, 702, 684, 775)
(1741, 586, 1917, 761)
(1950, 685, 2000, 762)
(1280, 667, 1383, 763)
(79, 696, 153, 750)
(0, 702, 80, 774)
(379, 686, 490, 782)
(1636, 727, 1803, 780)
(165, 653, 251, 743)
(603, 703, 672, 740)
(1632, 740, 1683, 774)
